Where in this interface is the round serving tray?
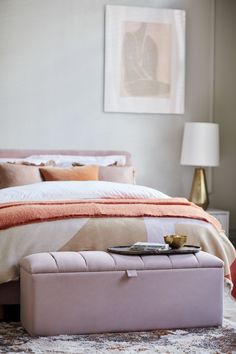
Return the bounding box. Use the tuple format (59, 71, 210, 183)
(107, 245, 201, 256)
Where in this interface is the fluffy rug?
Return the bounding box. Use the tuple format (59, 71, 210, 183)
(0, 319, 235, 354)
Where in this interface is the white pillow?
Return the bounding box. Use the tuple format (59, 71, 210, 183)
(24, 155, 126, 167)
(0, 158, 25, 163)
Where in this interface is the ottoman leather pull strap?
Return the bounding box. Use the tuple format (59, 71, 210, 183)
(126, 270, 137, 278)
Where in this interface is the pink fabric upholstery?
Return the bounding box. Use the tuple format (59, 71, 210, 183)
(20, 251, 223, 273)
(20, 251, 224, 336)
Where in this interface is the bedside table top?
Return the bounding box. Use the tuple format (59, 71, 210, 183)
(207, 208, 229, 214)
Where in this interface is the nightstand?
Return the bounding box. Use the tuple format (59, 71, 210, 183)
(207, 209, 230, 237)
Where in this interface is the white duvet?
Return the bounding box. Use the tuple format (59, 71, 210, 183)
(0, 181, 170, 203)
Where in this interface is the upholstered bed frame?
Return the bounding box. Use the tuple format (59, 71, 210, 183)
(0, 149, 131, 307)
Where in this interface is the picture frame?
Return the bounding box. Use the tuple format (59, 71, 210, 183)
(104, 5, 186, 114)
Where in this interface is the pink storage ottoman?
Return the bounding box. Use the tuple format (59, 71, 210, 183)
(20, 251, 224, 336)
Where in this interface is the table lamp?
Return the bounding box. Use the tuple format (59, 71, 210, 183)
(180, 122, 219, 210)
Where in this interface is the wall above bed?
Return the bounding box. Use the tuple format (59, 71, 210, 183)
(0, 0, 214, 199)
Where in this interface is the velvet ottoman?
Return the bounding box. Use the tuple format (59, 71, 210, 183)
(20, 251, 224, 336)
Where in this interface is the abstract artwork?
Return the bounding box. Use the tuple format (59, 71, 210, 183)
(121, 22, 171, 98)
(104, 6, 186, 114)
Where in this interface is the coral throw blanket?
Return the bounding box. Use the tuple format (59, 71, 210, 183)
(0, 198, 223, 231)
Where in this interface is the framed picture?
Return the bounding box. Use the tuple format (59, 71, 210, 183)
(104, 5, 186, 114)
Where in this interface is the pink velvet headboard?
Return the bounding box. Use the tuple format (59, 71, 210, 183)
(0, 150, 132, 166)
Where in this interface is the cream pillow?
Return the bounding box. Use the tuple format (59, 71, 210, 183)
(99, 166, 135, 184)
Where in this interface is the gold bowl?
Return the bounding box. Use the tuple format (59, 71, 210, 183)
(164, 235, 187, 249)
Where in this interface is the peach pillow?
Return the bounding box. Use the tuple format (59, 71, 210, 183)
(40, 165, 99, 181)
(0, 163, 43, 189)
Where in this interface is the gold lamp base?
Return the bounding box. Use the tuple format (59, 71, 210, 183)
(189, 168, 209, 210)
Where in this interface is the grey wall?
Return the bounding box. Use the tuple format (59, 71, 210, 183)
(212, 0, 236, 238)
(0, 1, 215, 196)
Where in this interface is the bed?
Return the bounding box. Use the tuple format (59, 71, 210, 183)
(0, 149, 235, 309)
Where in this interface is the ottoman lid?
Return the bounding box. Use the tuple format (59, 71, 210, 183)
(20, 251, 224, 274)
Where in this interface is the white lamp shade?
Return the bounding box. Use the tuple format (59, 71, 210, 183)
(180, 122, 219, 167)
